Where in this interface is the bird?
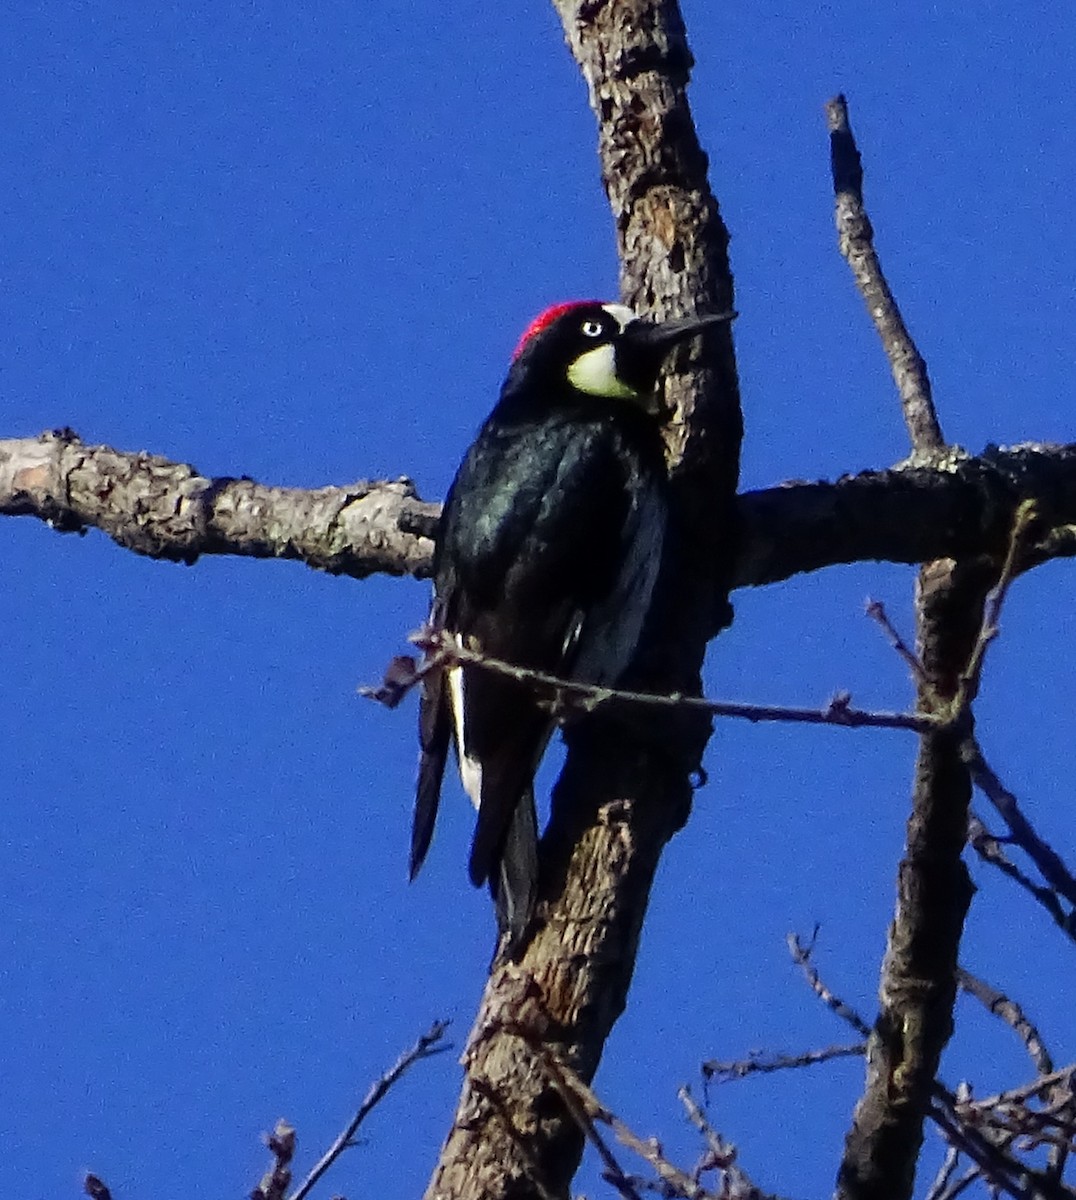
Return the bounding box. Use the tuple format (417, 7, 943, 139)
(410, 300, 732, 940)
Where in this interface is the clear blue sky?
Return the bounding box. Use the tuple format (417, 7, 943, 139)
(3, 3, 1075, 1197)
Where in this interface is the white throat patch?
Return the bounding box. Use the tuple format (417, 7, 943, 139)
(567, 342, 640, 399)
(566, 303, 643, 399)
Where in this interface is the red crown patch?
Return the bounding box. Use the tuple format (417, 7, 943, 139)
(512, 301, 606, 360)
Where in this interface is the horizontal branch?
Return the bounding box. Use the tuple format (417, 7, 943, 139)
(0, 429, 437, 578)
(363, 633, 939, 734)
(734, 443, 1076, 587)
(4, 431, 1076, 589)
(701, 1042, 866, 1084)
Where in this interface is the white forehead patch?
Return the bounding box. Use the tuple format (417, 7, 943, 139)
(601, 303, 638, 332)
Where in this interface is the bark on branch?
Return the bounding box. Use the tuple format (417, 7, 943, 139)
(6, 431, 1076, 592)
(831, 95, 976, 1200)
(0, 429, 437, 578)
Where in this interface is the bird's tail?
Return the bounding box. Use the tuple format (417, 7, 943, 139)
(453, 653, 547, 942)
(410, 664, 450, 880)
(490, 786, 539, 943)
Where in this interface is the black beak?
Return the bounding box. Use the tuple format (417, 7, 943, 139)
(625, 309, 737, 353)
(616, 309, 736, 400)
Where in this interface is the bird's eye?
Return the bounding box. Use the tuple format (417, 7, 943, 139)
(581, 319, 604, 338)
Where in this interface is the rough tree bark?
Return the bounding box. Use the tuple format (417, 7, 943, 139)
(4, 9, 1076, 1200)
(423, 3, 742, 1197)
(828, 96, 982, 1200)
(6, 433, 1076, 590)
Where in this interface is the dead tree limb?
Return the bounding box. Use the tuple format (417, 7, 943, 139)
(830, 94, 977, 1200)
(7, 431, 1076, 595)
(0, 429, 437, 577)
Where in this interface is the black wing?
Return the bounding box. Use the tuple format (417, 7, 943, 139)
(439, 410, 664, 920)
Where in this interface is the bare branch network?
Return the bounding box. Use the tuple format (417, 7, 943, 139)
(9, 5, 1076, 1200)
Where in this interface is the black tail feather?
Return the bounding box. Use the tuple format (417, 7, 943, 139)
(490, 787, 538, 941)
(411, 666, 450, 880)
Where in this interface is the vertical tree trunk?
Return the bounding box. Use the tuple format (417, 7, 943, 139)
(423, 3, 741, 1197)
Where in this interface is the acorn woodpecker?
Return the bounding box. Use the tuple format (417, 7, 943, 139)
(410, 300, 731, 939)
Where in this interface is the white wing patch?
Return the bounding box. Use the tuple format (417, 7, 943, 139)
(447, 665, 483, 810)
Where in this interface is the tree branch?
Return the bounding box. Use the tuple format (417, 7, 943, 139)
(701, 1043, 866, 1085)
(968, 814, 1076, 943)
(7, 431, 1076, 595)
(365, 632, 941, 734)
(933, 1070, 1076, 1198)
(287, 1020, 451, 1200)
(956, 969, 1054, 1077)
(843, 606, 972, 1200)
(962, 738, 1076, 914)
(0, 429, 436, 578)
(787, 931, 873, 1039)
(825, 94, 944, 453)
(832, 95, 977, 1200)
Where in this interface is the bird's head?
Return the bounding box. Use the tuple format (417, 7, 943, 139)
(506, 300, 733, 415)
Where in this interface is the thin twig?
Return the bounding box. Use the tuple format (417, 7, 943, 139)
(963, 1065, 1076, 1114)
(962, 739, 1076, 912)
(702, 1042, 865, 1084)
(828, 93, 971, 1200)
(932, 1084, 1031, 1197)
(952, 499, 1039, 712)
(923, 1090, 984, 1200)
(362, 631, 942, 735)
(923, 1144, 962, 1200)
(967, 814, 1076, 942)
(536, 1047, 711, 1199)
(490, 1003, 777, 1200)
(930, 1100, 1032, 1199)
(678, 1085, 734, 1167)
(357, 649, 444, 709)
(932, 1165, 984, 1200)
(958, 1106, 1075, 1148)
(956, 968, 1054, 1075)
(286, 1020, 451, 1200)
(932, 1071, 1076, 1198)
(787, 931, 872, 1038)
(535, 1051, 647, 1200)
(826, 93, 943, 453)
(865, 598, 927, 685)
(521, 1033, 785, 1200)
(678, 1086, 765, 1197)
